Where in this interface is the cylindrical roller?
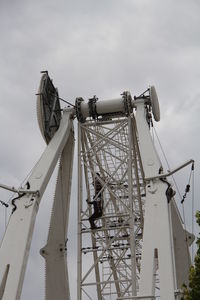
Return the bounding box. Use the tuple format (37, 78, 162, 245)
(76, 96, 129, 122)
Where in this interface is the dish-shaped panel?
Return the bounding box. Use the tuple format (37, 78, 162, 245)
(150, 86, 160, 122)
(37, 73, 61, 143)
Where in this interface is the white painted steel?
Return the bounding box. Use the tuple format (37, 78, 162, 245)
(80, 97, 125, 119)
(0, 109, 74, 300)
(171, 200, 193, 288)
(77, 123, 83, 300)
(127, 116, 137, 297)
(41, 127, 74, 300)
(78, 116, 145, 299)
(0, 84, 194, 300)
(138, 181, 176, 299)
(145, 159, 194, 181)
(0, 182, 38, 194)
(134, 102, 162, 179)
(96, 98, 125, 115)
(78, 89, 158, 122)
(135, 101, 177, 299)
(77, 98, 193, 299)
(0, 183, 20, 193)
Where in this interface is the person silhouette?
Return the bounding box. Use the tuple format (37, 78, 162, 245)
(87, 173, 103, 229)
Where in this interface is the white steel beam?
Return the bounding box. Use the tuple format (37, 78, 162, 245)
(135, 102, 177, 300)
(0, 108, 74, 300)
(40, 126, 75, 300)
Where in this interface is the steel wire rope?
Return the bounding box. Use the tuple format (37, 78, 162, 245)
(45, 90, 75, 108)
(180, 164, 195, 267)
(152, 127, 182, 199)
(180, 165, 194, 232)
(152, 126, 181, 197)
(191, 166, 195, 263)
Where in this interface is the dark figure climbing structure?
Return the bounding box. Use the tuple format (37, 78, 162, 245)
(87, 173, 103, 229)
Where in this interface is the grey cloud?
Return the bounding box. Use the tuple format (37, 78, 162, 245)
(0, 0, 199, 299)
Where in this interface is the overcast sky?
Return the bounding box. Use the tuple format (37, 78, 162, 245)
(0, 0, 200, 299)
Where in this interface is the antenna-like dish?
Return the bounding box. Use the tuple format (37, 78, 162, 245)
(37, 72, 62, 144)
(149, 86, 160, 122)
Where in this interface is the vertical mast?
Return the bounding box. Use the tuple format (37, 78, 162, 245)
(76, 94, 145, 299)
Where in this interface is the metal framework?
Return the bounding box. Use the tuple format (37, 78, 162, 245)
(76, 92, 194, 300)
(0, 108, 74, 300)
(77, 116, 145, 299)
(0, 74, 194, 300)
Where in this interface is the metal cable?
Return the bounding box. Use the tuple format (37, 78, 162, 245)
(58, 97, 75, 108)
(191, 166, 195, 263)
(153, 127, 182, 200)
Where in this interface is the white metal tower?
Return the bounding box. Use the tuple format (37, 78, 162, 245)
(77, 99, 145, 299)
(0, 73, 194, 300)
(76, 90, 194, 300)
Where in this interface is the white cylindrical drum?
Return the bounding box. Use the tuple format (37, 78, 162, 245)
(80, 97, 125, 119)
(80, 102, 90, 119)
(96, 98, 124, 115)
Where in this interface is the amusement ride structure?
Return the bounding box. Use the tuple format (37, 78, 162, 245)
(0, 72, 195, 300)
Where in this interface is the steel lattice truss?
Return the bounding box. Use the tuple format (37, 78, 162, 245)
(77, 116, 146, 299)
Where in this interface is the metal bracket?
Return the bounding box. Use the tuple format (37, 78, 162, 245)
(122, 91, 133, 116)
(0, 183, 39, 196)
(75, 97, 86, 123)
(145, 159, 194, 181)
(88, 96, 98, 120)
